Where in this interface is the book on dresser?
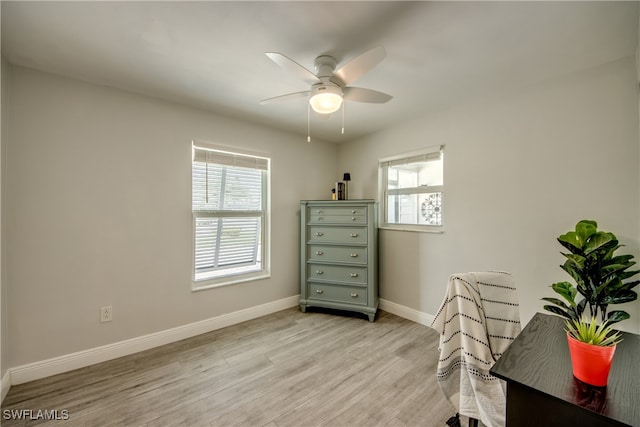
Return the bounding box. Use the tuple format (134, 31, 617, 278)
(299, 200, 378, 322)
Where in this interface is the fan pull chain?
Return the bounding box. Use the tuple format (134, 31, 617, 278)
(307, 103, 311, 143)
(341, 102, 345, 135)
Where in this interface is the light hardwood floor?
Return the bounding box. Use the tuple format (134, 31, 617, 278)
(2, 308, 462, 427)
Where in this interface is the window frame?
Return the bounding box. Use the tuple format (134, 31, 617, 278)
(191, 141, 271, 291)
(378, 145, 445, 233)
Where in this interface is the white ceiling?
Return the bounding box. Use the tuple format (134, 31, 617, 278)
(2, 1, 638, 143)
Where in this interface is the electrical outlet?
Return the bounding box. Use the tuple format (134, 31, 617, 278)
(100, 306, 113, 323)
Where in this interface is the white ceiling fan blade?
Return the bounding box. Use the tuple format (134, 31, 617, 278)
(332, 46, 386, 86)
(260, 90, 310, 104)
(343, 87, 392, 103)
(265, 52, 321, 86)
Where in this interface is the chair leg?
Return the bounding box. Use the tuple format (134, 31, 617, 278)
(468, 418, 478, 427)
(445, 413, 461, 427)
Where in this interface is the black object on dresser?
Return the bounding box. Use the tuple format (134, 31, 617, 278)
(490, 312, 640, 427)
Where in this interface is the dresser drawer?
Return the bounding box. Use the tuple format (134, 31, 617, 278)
(309, 214, 366, 224)
(307, 283, 367, 306)
(308, 206, 367, 224)
(308, 245, 367, 264)
(308, 263, 368, 285)
(309, 206, 367, 217)
(308, 226, 367, 244)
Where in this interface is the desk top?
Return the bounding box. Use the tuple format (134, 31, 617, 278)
(491, 312, 640, 427)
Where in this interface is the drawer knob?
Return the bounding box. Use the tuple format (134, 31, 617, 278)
(350, 253, 358, 258)
(350, 273, 359, 278)
(350, 233, 358, 238)
(315, 232, 324, 236)
(316, 210, 322, 213)
(352, 217, 356, 221)
(352, 210, 357, 214)
(316, 270, 323, 275)
(316, 289, 324, 294)
(315, 251, 323, 256)
(350, 293, 359, 298)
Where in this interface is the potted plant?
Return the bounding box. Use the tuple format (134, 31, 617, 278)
(542, 220, 639, 386)
(542, 220, 639, 324)
(565, 317, 622, 386)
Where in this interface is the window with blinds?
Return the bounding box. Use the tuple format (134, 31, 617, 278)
(192, 142, 270, 288)
(379, 146, 444, 231)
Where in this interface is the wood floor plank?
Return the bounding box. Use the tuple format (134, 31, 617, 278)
(2, 308, 456, 427)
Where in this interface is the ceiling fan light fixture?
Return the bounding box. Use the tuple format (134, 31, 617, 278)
(309, 85, 343, 114)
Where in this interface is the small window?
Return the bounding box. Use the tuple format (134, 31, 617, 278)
(379, 146, 444, 231)
(192, 142, 270, 289)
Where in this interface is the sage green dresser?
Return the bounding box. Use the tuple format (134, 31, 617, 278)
(300, 200, 378, 322)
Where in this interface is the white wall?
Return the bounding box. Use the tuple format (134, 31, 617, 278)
(5, 66, 338, 367)
(636, 8, 640, 334)
(4, 53, 640, 373)
(338, 57, 640, 333)
(1, 58, 8, 388)
(0, 4, 5, 392)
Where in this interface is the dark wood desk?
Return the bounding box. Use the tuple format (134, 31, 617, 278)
(490, 313, 640, 427)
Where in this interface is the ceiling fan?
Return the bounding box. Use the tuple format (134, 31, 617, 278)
(260, 46, 393, 115)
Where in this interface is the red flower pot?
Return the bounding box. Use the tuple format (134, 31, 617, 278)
(567, 333, 616, 387)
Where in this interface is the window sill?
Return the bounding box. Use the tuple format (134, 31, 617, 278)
(192, 271, 271, 292)
(378, 225, 444, 234)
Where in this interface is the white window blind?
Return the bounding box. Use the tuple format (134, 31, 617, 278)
(192, 143, 270, 286)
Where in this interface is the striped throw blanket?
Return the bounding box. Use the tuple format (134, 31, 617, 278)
(431, 272, 521, 427)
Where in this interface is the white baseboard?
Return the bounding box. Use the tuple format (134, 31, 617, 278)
(1, 370, 10, 403)
(379, 298, 435, 327)
(9, 295, 299, 386)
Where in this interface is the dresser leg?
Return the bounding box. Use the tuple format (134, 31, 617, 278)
(300, 305, 307, 313)
(368, 313, 375, 322)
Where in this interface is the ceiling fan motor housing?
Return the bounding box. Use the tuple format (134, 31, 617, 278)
(314, 55, 338, 78)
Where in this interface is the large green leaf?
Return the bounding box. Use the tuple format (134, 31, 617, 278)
(603, 262, 636, 278)
(558, 232, 583, 252)
(603, 245, 621, 261)
(609, 254, 635, 265)
(618, 280, 640, 291)
(619, 270, 640, 281)
(606, 310, 630, 324)
(541, 297, 571, 309)
(561, 253, 585, 268)
(551, 282, 577, 305)
(575, 220, 597, 239)
(601, 263, 631, 277)
(576, 298, 587, 317)
(600, 278, 639, 292)
(602, 290, 637, 305)
(584, 232, 618, 255)
(560, 263, 584, 286)
(543, 304, 573, 319)
(596, 277, 620, 295)
(613, 288, 638, 299)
